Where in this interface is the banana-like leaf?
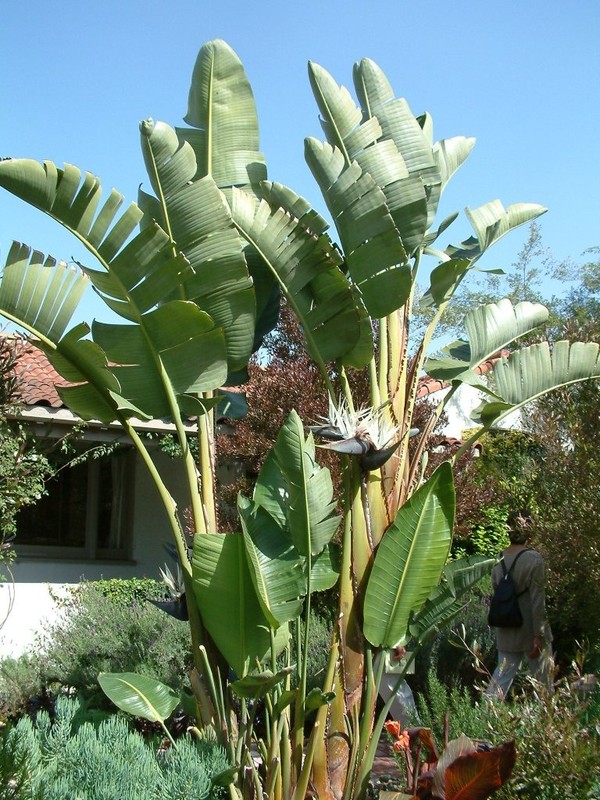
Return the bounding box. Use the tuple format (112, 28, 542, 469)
(238, 496, 306, 628)
(363, 462, 455, 648)
(178, 37, 280, 357)
(192, 532, 289, 677)
(181, 38, 267, 190)
(0, 242, 88, 342)
(472, 339, 600, 426)
(140, 119, 255, 375)
(0, 158, 228, 420)
(419, 257, 471, 310)
(0, 246, 140, 423)
(308, 543, 340, 592)
(252, 411, 340, 558)
(304, 138, 411, 320)
(98, 672, 179, 722)
(446, 200, 547, 261)
(353, 58, 441, 231)
(433, 136, 476, 191)
(309, 61, 430, 258)
(230, 667, 294, 700)
(230, 188, 364, 365)
(92, 302, 227, 419)
(54, 323, 147, 422)
(177, 38, 279, 356)
(425, 299, 549, 382)
(260, 180, 373, 368)
(409, 556, 495, 645)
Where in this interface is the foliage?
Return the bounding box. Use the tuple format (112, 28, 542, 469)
(0, 695, 229, 800)
(416, 671, 497, 745)
(0, 336, 52, 578)
(1, 37, 599, 800)
(0, 653, 47, 722)
(412, 669, 600, 800)
(414, 595, 497, 695)
(85, 577, 168, 604)
(37, 583, 192, 705)
(519, 272, 600, 665)
(382, 716, 515, 799)
(492, 680, 600, 800)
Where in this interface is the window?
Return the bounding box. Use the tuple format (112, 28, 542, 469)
(16, 448, 135, 560)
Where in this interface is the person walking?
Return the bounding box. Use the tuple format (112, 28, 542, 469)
(485, 510, 553, 700)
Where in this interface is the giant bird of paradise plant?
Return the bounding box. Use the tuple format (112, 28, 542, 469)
(1, 40, 599, 800)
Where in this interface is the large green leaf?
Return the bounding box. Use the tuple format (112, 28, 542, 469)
(409, 555, 495, 645)
(192, 532, 289, 677)
(0, 245, 138, 423)
(419, 257, 471, 310)
(181, 38, 267, 190)
(472, 339, 600, 426)
(304, 138, 412, 319)
(259, 180, 373, 369)
(0, 158, 228, 420)
(98, 672, 179, 722)
(177, 39, 279, 357)
(307, 543, 340, 592)
(0, 242, 88, 341)
(238, 496, 306, 628)
(139, 119, 255, 375)
(308, 61, 429, 258)
(363, 462, 455, 648)
(92, 302, 227, 418)
(433, 136, 476, 192)
(252, 410, 340, 558)
(353, 58, 440, 232)
(425, 299, 549, 382)
(447, 200, 547, 261)
(230, 188, 364, 365)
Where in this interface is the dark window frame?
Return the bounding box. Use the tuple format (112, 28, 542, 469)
(16, 447, 136, 562)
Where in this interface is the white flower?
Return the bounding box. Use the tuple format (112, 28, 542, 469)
(323, 399, 399, 451)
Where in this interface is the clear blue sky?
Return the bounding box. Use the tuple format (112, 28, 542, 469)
(1, 0, 598, 323)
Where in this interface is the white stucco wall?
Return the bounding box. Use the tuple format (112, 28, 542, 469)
(1, 448, 190, 657)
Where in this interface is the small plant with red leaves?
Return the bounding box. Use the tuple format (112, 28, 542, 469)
(383, 719, 515, 799)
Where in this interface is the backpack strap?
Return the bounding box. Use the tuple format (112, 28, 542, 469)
(504, 548, 530, 575)
(500, 548, 531, 595)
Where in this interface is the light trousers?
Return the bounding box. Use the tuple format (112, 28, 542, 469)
(485, 648, 554, 700)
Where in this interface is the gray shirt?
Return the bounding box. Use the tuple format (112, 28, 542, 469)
(491, 548, 552, 653)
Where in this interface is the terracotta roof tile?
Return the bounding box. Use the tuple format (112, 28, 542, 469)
(7, 337, 68, 408)
(5, 334, 511, 413)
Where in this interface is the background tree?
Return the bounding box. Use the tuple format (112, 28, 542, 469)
(524, 256, 600, 667)
(0, 335, 52, 593)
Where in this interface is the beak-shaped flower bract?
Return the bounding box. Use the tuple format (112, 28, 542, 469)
(308, 400, 419, 470)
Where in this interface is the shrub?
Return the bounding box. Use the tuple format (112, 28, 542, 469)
(0, 579, 192, 716)
(492, 681, 600, 800)
(416, 670, 501, 745)
(414, 669, 600, 800)
(1, 696, 229, 799)
(304, 612, 333, 694)
(0, 653, 46, 721)
(414, 585, 497, 695)
(38, 582, 192, 706)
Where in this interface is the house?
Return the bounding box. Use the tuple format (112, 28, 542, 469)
(0, 337, 498, 656)
(1, 336, 194, 656)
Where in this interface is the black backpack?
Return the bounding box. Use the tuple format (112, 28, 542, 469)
(487, 550, 529, 628)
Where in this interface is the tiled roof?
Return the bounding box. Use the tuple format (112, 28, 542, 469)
(6, 334, 509, 411)
(7, 336, 68, 408)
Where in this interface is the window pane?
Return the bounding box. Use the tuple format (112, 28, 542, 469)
(96, 453, 128, 551)
(17, 462, 88, 548)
